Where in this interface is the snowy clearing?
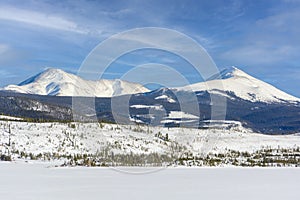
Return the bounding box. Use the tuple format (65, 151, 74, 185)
(0, 115, 23, 121)
(165, 111, 199, 119)
(130, 104, 164, 110)
(155, 95, 176, 103)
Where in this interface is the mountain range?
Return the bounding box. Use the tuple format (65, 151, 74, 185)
(2, 67, 299, 103)
(0, 67, 299, 134)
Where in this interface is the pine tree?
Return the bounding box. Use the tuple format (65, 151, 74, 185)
(8, 124, 11, 146)
(165, 133, 169, 141)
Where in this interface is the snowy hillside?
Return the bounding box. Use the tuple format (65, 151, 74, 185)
(2, 68, 149, 97)
(1, 119, 300, 167)
(177, 67, 300, 103)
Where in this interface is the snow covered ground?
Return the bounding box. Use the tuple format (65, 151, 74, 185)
(1, 120, 300, 157)
(1, 119, 300, 167)
(0, 162, 300, 200)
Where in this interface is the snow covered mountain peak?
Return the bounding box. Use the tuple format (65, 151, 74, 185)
(2, 68, 150, 97)
(208, 66, 252, 80)
(18, 68, 75, 86)
(178, 66, 300, 103)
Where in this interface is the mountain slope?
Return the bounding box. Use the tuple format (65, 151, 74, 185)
(176, 66, 299, 103)
(2, 68, 149, 97)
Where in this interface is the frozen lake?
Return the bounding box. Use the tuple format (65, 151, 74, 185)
(0, 162, 300, 200)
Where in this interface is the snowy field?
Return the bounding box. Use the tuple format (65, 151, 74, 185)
(0, 162, 300, 200)
(1, 120, 300, 156)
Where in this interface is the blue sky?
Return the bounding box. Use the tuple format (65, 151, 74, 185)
(0, 0, 300, 96)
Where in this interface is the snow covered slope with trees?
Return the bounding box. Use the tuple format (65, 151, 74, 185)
(1, 119, 300, 167)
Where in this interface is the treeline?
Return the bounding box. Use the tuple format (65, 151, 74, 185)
(62, 152, 174, 167)
(176, 147, 300, 167)
(0, 115, 116, 124)
(2, 146, 300, 167)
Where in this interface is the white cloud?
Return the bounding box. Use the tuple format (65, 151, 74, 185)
(256, 10, 300, 34)
(0, 44, 9, 54)
(221, 45, 297, 64)
(0, 6, 88, 34)
(219, 7, 300, 66)
(282, 0, 300, 2)
(0, 69, 8, 75)
(0, 69, 16, 78)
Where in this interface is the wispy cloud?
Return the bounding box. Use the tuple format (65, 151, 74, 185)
(0, 44, 9, 54)
(256, 10, 300, 34)
(218, 4, 300, 66)
(282, 0, 300, 3)
(0, 6, 88, 34)
(221, 45, 297, 65)
(212, 0, 245, 22)
(0, 69, 16, 78)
